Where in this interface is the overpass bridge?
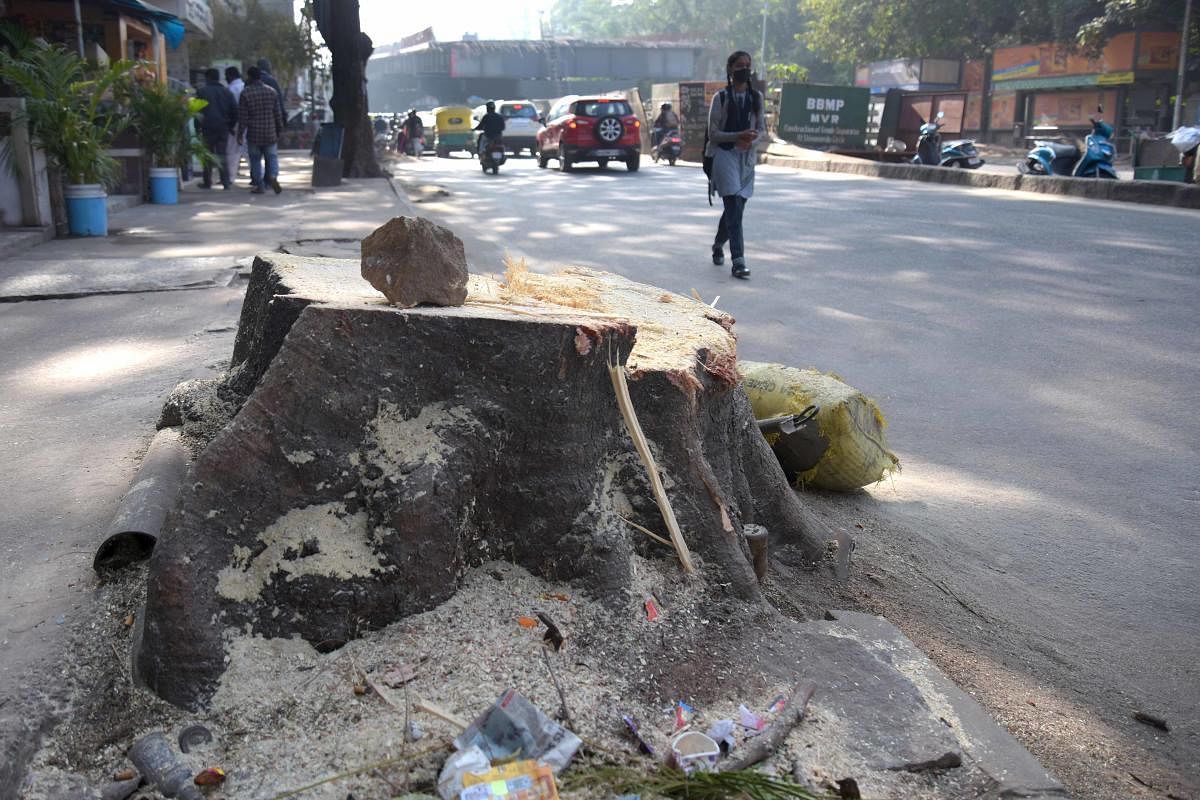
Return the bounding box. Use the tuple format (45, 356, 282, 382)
(366, 38, 720, 112)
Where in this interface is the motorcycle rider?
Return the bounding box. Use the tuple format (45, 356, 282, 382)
(475, 101, 506, 156)
(652, 102, 679, 147)
(399, 109, 424, 156)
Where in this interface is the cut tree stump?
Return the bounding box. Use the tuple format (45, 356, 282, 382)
(134, 252, 833, 709)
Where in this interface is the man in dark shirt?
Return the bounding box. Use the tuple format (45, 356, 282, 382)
(196, 68, 237, 189)
(257, 58, 288, 124)
(474, 101, 505, 155)
(237, 65, 284, 194)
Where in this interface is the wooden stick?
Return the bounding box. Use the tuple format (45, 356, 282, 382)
(607, 341, 696, 574)
(540, 646, 578, 731)
(719, 681, 816, 772)
(618, 514, 673, 548)
(413, 697, 470, 730)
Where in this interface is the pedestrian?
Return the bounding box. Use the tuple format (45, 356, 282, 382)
(402, 109, 425, 156)
(224, 65, 246, 180)
(237, 65, 283, 194)
(195, 68, 237, 190)
(256, 58, 288, 125)
(706, 50, 765, 280)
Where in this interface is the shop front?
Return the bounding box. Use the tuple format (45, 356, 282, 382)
(991, 32, 1180, 149)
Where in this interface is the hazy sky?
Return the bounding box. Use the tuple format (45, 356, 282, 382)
(357, 0, 547, 45)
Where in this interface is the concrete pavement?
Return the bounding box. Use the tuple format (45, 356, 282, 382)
(0, 154, 417, 794)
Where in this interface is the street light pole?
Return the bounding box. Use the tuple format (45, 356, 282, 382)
(1174, 0, 1193, 129)
(760, 1, 767, 75)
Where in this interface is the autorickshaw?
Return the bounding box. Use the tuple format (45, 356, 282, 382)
(433, 106, 474, 157)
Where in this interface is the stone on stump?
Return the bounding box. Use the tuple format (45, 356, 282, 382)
(360, 215, 468, 307)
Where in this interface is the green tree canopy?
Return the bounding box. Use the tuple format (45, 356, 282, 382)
(189, 0, 316, 91)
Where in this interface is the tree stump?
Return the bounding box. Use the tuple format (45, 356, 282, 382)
(134, 253, 832, 709)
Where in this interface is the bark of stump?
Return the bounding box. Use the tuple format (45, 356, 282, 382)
(134, 253, 831, 709)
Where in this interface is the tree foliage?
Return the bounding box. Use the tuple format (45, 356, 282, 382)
(799, 0, 1112, 66)
(1076, 0, 1193, 54)
(189, 0, 316, 92)
(553, 0, 1191, 75)
(0, 26, 133, 185)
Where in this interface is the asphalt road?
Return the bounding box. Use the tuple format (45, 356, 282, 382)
(396, 151, 1200, 797)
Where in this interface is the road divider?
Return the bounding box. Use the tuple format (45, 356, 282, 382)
(763, 151, 1200, 210)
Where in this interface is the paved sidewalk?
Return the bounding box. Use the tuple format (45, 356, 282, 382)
(0, 152, 415, 795)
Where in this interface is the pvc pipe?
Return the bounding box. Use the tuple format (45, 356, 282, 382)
(93, 428, 189, 572)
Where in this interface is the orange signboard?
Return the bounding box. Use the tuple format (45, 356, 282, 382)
(1031, 90, 1118, 126)
(962, 60, 986, 92)
(993, 32, 1137, 81)
(991, 92, 1016, 129)
(1137, 32, 1179, 70)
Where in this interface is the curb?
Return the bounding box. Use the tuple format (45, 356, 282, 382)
(827, 611, 1070, 799)
(764, 154, 1200, 210)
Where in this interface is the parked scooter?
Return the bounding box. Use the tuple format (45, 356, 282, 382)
(911, 111, 985, 168)
(652, 128, 682, 166)
(1017, 106, 1117, 178)
(480, 136, 506, 174)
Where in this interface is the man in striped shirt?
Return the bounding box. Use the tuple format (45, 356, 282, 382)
(237, 65, 284, 194)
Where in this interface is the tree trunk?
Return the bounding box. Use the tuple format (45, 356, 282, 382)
(313, 0, 381, 178)
(134, 251, 834, 710)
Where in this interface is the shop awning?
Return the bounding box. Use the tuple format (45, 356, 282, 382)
(103, 0, 187, 48)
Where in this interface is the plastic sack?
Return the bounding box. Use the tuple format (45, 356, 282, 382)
(1169, 126, 1200, 154)
(739, 361, 900, 491)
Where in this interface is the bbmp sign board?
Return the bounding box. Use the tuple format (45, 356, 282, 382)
(778, 84, 870, 150)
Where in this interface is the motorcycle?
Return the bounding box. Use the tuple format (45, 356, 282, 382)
(911, 111, 984, 169)
(652, 128, 682, 166)
(1017, 106, 1117, 179)
(480, 136, 506, 174)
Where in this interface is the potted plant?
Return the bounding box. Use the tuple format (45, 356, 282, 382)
(129, 80, 210, 204)
(0, 29, 133, 236)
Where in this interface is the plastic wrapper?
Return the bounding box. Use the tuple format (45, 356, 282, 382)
(454, 690, 581, 773)
(461, 760, 559, 799)
(437, 745, 491, 800)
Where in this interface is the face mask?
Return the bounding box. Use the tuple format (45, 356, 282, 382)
(732, 67, 751, 83)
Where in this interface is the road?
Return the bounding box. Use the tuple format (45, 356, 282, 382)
(394, 152, 1200, 798)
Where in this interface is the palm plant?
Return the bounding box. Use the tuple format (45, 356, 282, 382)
(0, 27, 133, 187)
(128, 80, 212, 169)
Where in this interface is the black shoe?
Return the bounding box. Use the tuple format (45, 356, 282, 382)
(269, 177, 282, 194)
(198, 183, 212, 189)
(711, 245, 724, 265)
(732, 260, 750, 279)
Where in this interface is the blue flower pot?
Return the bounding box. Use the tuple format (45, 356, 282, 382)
(64, 184, 108, 236)
(149, 167, 179, 204)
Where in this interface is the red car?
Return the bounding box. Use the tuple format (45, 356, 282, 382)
(537, 95, 642, 172)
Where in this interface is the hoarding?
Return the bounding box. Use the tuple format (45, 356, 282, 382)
(778, 84, 870, 150)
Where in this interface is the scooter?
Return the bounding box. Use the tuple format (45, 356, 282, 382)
(480, 136, 506, 174)
(653, 128, 682, 166)
(1017, 106, 1117, 178)
(911, 111, 985, 168)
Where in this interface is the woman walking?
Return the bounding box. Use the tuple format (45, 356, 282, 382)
(707, 50, 765, 279)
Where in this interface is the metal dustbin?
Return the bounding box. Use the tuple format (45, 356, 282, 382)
(1133, 135, 1188, 182)
(312, 123, 345, 187)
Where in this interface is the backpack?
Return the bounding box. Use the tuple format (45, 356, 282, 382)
(702, 89, 724, 205)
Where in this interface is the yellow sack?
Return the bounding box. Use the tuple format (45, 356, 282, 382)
(739, 360, 900, 491)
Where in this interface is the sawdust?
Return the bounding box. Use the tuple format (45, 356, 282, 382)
(21, 548, 994, 800)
